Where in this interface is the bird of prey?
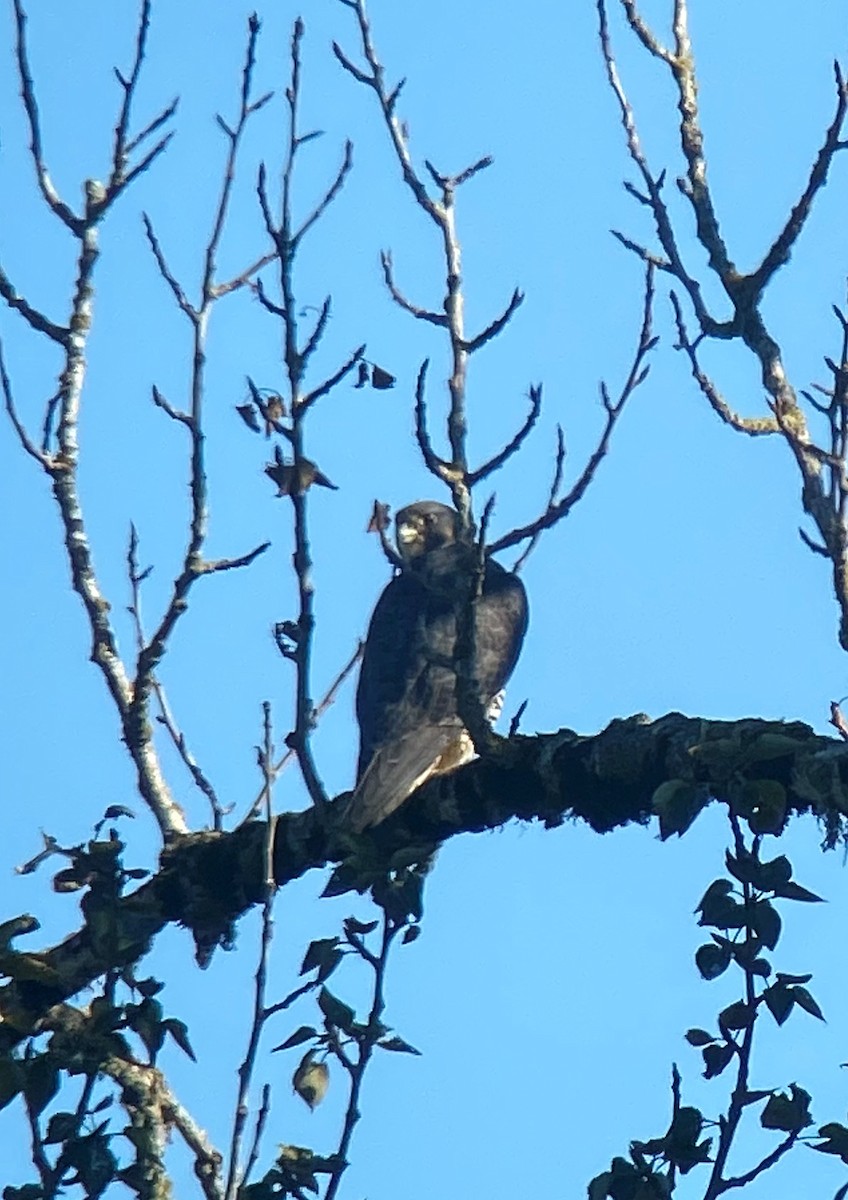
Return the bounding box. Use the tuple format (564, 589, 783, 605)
(349, 500, 528, 831)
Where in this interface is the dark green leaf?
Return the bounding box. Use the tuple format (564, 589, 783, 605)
(102, 805, 134, 821)
(300, 938, 341, 977)
(702, 1042, 734, 1079)
(696, 878, 733, 909)
(753, 854, 792, 891)
(696, 880, 746, 930)
(343, 916, 378, 936)
(724, 848, 764, 888)
(653, 779, 706, 838)
(718, 1000, 754, 1032)
(0, 1058, 23, 1112)
(685, 1028, 715, 1047)
(750, 900, 781, 950)
(317, 988, 356, 1034)
(135, 977, 164, 999)
(64, 1130, 118, 1200)
(126, 997, 164, 1059)
(402, 924, 421, 945)
(763, 982, 795, 1026)
(760, 1084, 812, 1133)
(695, 942, 731, 981)
(729, 934, 761, 967)
(793, 986, 825, 1021)
(373, 870, 424, 925)
(773, 881, 825, 903)
(23, 1054, 59, 1117)
(163, 1018, 196, 1061)
(273, 1025, 318, 1052)
(813, 1122, 848, 1164)
(742, 779, 787, 834)
(321, 866, 358, 899)
(668, 1105, 702, 1142)
(44, 1110, 78, 1144)
(588, 1171, 613, 1200)
(378, 1035, 421, 1055)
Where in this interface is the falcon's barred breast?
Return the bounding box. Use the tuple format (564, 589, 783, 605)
(349, 501, 528, 832)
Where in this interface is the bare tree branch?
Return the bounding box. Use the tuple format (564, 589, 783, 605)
(490, 264, 656, 554)
(670, 292, 779, 436)
(293, 139, 354, 246)
(380, 250, 446, 326)
(143, 212, 196, 319)
(127, 524, 227, 831)
(468, 384, 542, 487)
(603, 0, 848, 649)
(133, 16, 277, 803)
(4, 714, 846, 1056)
(199, 542, 272, 575)
(0, 335, 49, 466)
(11, 0, 81, 231)
(512, 424, 565, 573)
(241, 640, 363, 824)
(300, 342, 365, 413)
(225, 704, 277, 1200)
(255, 19, 359, 811)
(414, 359, 447, 479)
(463, 287, 524, 354)
(0, 263, 68, 343)
(337, 0, 517, 526)
(751, 62, 848, 293)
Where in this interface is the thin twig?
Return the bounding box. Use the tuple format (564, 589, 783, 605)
(512, 424, 565, 573)
(225, 703, 277, 1200)
(670, 293, 778, 436)
(337, 0, 520, 525)
(240, 641, 364, 824)
(468, 384, 542, 486)
(380, 250, 446, 326)
(751, 62, 848, 292)
(719, 1132, 799, 1193)
(12, 0, 81, 231)
(0, 335, 49, 466)
(241, 1084, 272, 1192)
(134, 14, 274, 788)
(602, 0, 848, 650)
(491, 264, 656, 555)
(256, 19, 357, 810)
(324, 914, 400, 1200)
(0, 262, 68, 343)
(127, 524, 226, 830)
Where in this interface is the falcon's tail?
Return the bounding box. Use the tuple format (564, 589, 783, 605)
(348, 723, 471, 833)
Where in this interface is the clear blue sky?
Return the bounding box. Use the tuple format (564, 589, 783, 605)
(2, 1, 848, 1196)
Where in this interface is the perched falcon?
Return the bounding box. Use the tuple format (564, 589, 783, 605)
(349, 500, 528, 831)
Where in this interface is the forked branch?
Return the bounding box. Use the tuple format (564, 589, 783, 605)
(600, 0, 848, 649)
(490, 265, 656, 555)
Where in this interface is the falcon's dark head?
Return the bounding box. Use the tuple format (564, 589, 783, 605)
(395, 500, 457, 564)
